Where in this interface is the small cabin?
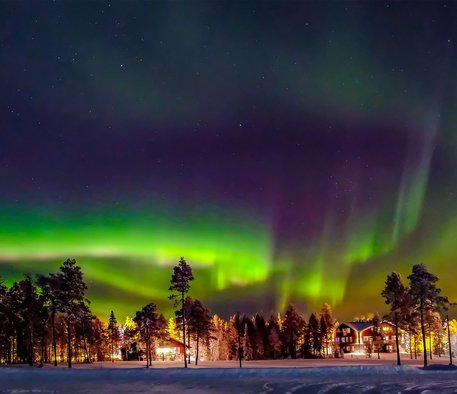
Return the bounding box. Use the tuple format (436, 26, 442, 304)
(156, 338, 188, 361)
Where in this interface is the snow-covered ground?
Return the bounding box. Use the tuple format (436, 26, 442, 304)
(2, 358, 457, 393)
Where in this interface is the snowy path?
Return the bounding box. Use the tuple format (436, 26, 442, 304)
(1, 364, 457, 393)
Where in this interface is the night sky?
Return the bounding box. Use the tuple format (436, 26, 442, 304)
(1, 1, 457, 321)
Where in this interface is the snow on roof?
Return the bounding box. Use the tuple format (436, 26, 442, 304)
(342, 322, 374, 332)
(339, 320, 397, 332)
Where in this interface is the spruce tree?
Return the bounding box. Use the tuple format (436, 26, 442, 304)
(166, 317, 179, 340)
(108, 310, 118, 362)
(0, 277, 8, 363)
(381, 272, 408, 366)
(320, 303, 335, 357)
(37, 274, 61, 366)
(13, 276, 40, 366)
(268, 327, 282, 359)
(57, 259, 88, 368)
(254, 313, 268, 359)
(281, 304, 304, 359)
(133, 303, 159, 368)
(168, 257, 193, 368)
(408, 264, 449, 367)
(308, 313, 320, 357)
(371, 312, 382, 360)
(242, 322, 253, 360)
(121, 316, 137, 361)
(189, 299, 212, 365)
(319, 315, 327, 358)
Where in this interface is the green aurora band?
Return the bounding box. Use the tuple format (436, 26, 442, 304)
(0, 145, 436, 321)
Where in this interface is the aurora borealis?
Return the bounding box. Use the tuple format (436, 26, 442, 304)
(1, 1, 457, 321)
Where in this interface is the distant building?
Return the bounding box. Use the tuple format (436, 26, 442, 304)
(335, 321, 405, 354)
(156, 338, 188, 361)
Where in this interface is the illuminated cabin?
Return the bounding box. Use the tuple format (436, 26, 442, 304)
(335, 321, 405, 354)
(155, 338, 188, 361)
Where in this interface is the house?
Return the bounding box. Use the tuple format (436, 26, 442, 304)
(156, 338, 188, 361)
(335, 321, 405, 354)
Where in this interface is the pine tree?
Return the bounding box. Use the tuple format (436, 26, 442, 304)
(209, 315, 226, 360)
(381, 272, 408, 366)
(267, 314, 281, 358)
(156, 313, 168, 341)
(254, 313, 268, 359)
(168, 257, 193, 368)
(425, 310, 443, 359)
(37, 273, 61, 366)
(281, 304, 304, 359)
(371, 312, 382, 359)
(108, 310, 118, 362)
(166, 317, 179, 340)
(226, 315, 239, 361)
(188, 299, 212, 365)
(8, 276, 41, 365)
(408, 264, 449, 367)
(319, 315, 327, 358)
(268, 327, 282, 359)
(0, 277, 9, 363)
(308, 313, 320, 357)
(36, 284, 51, 367)
(77, 303, 93, 363)
(56, 259, 88, 368)
(320, 303, 335, 357)
(242, 322, 253, 360)
(234, 312, 245, 366)
(133, 303, 159, 368)
(121, 316, 137, 360)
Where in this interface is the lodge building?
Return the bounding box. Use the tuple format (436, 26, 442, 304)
(335, 320, 405, 354)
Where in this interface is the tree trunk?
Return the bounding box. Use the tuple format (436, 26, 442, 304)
(420, 290, 427, 367)
(145, 340, 149, 368)
(196, 331, 200, 366)
(88, 342, 92, 363)
(237, 312, 242, 368)
(28, 324, 34, 366)
(447, 315, 453, 365)
(67, 317, 72, 368)
(291, 333, 295, 359)
(187, 329, 191, 364)
(82, 323, 89, 363)
(395, 312, 401, 366)
(182, 291, 187, 368)
(429, 334, 432, 360)
(409, 333, 413, 360)
(12, 336, 16, 363)
(52, 310, 58, 366)
(39, 322, 45, 367)
(145, 328, 150, 368)
(7, 337, 11, 364)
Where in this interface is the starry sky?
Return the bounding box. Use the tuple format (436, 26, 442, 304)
(1, 1, 457, 321)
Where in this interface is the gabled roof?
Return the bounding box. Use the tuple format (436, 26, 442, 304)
(339, 322, 373, 332)
(339, 320, 397, 333)
(380, 320, 396, 328)
(159, 337, 190, 348)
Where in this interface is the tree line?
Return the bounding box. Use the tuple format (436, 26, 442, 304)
(0, 258, 454, 368)
(0, 259, 93, 367)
